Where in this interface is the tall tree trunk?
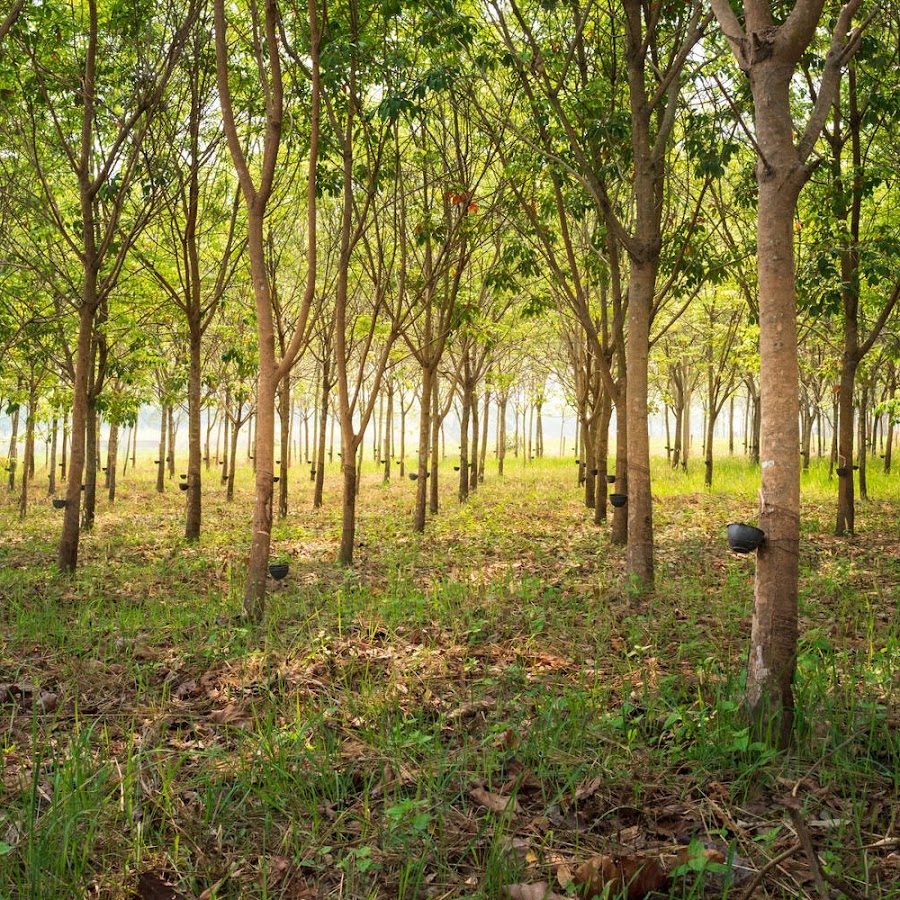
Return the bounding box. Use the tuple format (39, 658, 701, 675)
(48, 416, 58, 495)
(278, 377, 290, 518)
(382, 382, 393, 482)
(611, 383, 628, 545)
(625, 258, 655, 585)
(884, 418, 893, 473)
(459, 386, 471, 502)
(82, 393, 99, 530)
(186, 328, 203, 541)
(58, 302, 95, 572)
(413, 366, 433, 532)
(314, 370, 331, 508)
(6, 401, 19, 491)
(18, 399, 34, 520)
(479, 387, 490, 482)
(221, 393, 230, 483)
(594, 390, 612, 525)
(681, 385, 691, 472)
(429, 373, 440, 516)
(728, 397, 734, 454)
(497, 394, 508, 476)
(157, 405, 167, 493)
(857, 383, 868, 501)
(61, 411, 69, 481)
(227, 413, 241, 501)
(704, 409, 718, 487)
(107, 422, 118, 503)
(167, 405, 176, 478)
(470, 387, 480, 493)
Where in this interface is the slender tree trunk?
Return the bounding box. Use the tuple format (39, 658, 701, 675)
(82, 393, 99, 530)
(625, 258, 655, 585)
(429, 373, 440, 515)
(535, 399, 543, 457)
(479, 387, 490, 482)
(382, 382, 392, 482)
(398, 399, 407, 477)
(704, 409, 718, 487)
(278, 377, 290, 518)
(497, 394, 508, 476)
(858, 383, 868, 501)
(835, 360, 858, 533)
(314, 372, 331, 508)
(107, 422, 118, 503)
(227, 414, 240, 501)
(61, 411, 69, 480)
(594, 391, 612, 525)
(58, 302, 95, 572)
(18, 400, 34, 520)
(204, 406, 214, 472)
(884, 419, 893, 473)
(338, 442, 358, 565)
(221, 396, 230, 482)
(413, 366, 432, 532)
(7, 402, 19, 491)
(728, 397, 734, 454)
(186, 328, 203, 541)
(49, 417, 58, 495)
(459, 389, 471, 501)
(583, 415, 596, 508)
(612, 384, 628, 545)
(681, 385, 691, 472)
(167, 405, 176, 478)
(470, 387, 480, 492)
(156, 405, 167, 493)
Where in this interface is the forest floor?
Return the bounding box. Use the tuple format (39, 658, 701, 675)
(0, 453, 898, 899)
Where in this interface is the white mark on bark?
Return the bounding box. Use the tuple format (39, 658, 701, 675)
(762, 459, 775, 468)
(747, 644, 768, 706)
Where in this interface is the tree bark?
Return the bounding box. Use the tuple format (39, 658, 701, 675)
(497, 393, 508, 476)
(18, 399, 34, 520)
(107, 422, 118, 503)
(58, 302, 94, 572)
(186, 326, 203, 540)
(278, 376, 290, 518)
(413, 365, 433, 532)
(156, 404, 167, 493)
(479, 386, 490, 482)
(7, 400, 19, 491)
(48, 416, 58, 495)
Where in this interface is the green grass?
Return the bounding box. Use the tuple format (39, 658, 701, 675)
(0, 449, 898, 898)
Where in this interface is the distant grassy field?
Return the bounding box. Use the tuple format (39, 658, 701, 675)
(0, 452, 897, 898)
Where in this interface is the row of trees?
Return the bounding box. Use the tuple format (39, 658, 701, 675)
(2, 0, 899, 738)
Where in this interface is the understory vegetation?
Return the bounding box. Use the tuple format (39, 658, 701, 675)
(1, 455, 898, 898)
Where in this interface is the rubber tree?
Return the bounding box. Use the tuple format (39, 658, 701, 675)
(140, 17, 243, 542)
(312, 0, 408, 564)
(214, 0, 319, 620)
(808, 58, 900, 534)
(710, 0, 867, 741)
(486, 0, 709, 590)
(4, 0, 199, 570)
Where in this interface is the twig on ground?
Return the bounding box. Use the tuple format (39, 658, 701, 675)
(738, 842, 802, 900)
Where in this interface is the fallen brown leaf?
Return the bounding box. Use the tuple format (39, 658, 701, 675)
(209, 704, 250, 726)
(469, 785, 522, 815)
(173, 680, 199, 700)
(574, 853, 670, 899)
(448, 697, 496, 720)
(573, 775, 604, 802)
